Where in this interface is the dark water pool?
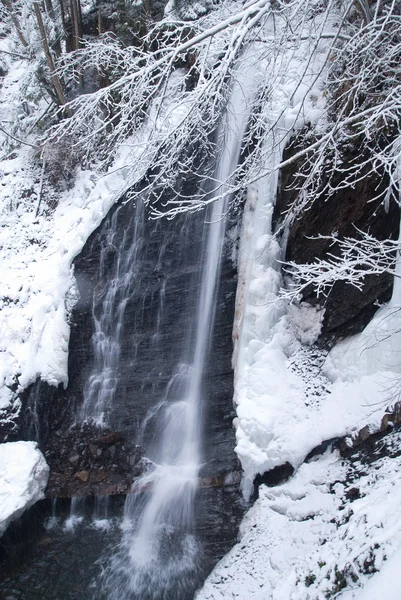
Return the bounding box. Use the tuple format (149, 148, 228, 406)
(0, 488, 245, 600)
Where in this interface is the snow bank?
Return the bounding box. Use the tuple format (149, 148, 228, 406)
(197, 430, 401, 598)
(0, 441, 49, 536)
(234, 257, 401, 495)
(233, 41, 401, 493)
(231, 6, 338, 498)
(216, 6, 401, 598)
(0, 153, 127, 410)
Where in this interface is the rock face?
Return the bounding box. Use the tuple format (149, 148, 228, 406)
(44, 422, 143, 497)
(36, 193, 240, 497)
(274, 136, 400, 339)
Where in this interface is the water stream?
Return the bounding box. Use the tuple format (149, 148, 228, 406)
(79, 201, 146, 426)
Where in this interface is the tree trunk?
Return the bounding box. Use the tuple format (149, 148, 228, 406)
(3, 0, 28, 48)
(33, 1, 68, 109)
(43, 0, 62, 57)
(97, 6, 102, 36)
(57, 0, 66, 29)
(70, 0, 82, 50)
(44, 0, 55, 19)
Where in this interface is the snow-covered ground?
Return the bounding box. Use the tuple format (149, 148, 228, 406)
(0, 441, 49, 536)
(197, 427, 401, 599)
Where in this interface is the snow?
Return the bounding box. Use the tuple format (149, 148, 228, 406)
(229, 2, 401, 497)
(0, 441, 49, 536)
(2, 1, 401, 596)
(197, 429, 401, 599)
(234, 272, 401, 496)
(0, 152, 126, 410)
(352, 548, 401, 600)
(222, 76, 401, 599)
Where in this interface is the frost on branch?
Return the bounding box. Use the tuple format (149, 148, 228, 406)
(283, 231, 401, 303)
(280, 2, 401, 222)
(41, 0, 347, 216)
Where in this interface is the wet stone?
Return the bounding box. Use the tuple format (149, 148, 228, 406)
(76, 470, 89, 483)
(89, 444, 98, 457)
(91, 470, 106, 483)
(97, 431, 123, 446)
(96, 448, 102, 457)
(109, 445, 116, 458)
(68, 454, 80, 466)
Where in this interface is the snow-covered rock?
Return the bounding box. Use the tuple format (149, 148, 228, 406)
(0, 441, 49, 536)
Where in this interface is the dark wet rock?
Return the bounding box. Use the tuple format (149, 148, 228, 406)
(338, 401, 401, 457)
(44, 422, 144, 498)
(48, 195, 241, 495)
(305, 437, 340, 462)
(89, 443, 98, 457)
(345, 487, 361, 501)
(253, 461, 295, 496)
(68, 454, 80, 466)
(96, 432, 123, 446)
(76, 471, 89, 483)
(90, 470, 106, 483)
(1, 379, 62, 447)
(274, 133, 400, 339)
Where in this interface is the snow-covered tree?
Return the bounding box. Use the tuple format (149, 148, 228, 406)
(36, 0, 397, 210)
(3, 0, 401, 299)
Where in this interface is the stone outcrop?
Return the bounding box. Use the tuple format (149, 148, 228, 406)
(338, 402, 401, 456)
(274, 135, 400, 339)
(44, 423, 143, 498)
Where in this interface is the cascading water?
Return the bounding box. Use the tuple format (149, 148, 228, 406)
(94, 53, 261, 600)
(80, 201, 146, 426)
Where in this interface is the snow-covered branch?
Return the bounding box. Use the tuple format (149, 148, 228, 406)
(280, 1, 401, 224)
(40, 0, 348, 216)
(6, 0, 400, 224)
(282, 230, 401, 302)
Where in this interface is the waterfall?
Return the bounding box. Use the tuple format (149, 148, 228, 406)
(94, 52, 260, 600)
(79, 201, 146, 426)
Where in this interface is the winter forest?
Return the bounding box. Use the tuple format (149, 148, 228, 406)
(1, 0, 401, 598)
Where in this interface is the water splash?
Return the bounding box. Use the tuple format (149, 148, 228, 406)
(64, 497, 86, 532)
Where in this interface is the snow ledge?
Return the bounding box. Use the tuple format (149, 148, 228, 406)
(0, 441, 49, 536)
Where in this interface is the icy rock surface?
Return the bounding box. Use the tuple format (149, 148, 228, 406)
(0, 441, 49, 535)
